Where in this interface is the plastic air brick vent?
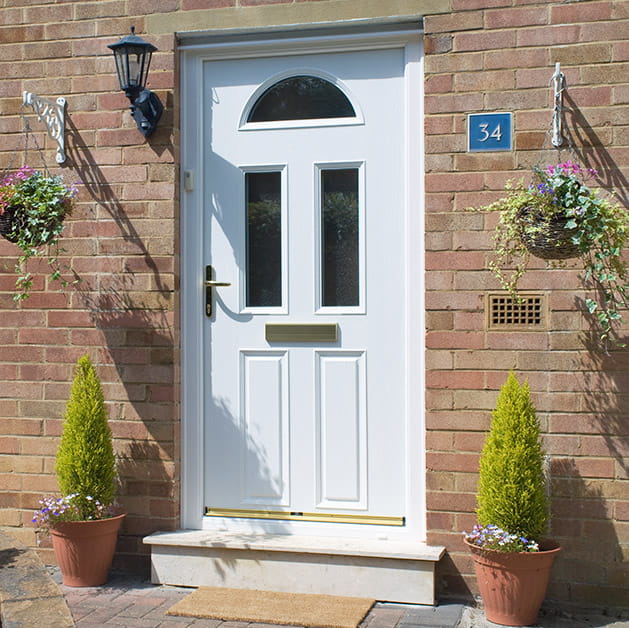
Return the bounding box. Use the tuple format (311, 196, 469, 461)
(487, 293, 547, 329)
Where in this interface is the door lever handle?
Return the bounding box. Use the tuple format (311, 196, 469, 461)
(204, 280, 231, 287)
(205, 265, 231, 317)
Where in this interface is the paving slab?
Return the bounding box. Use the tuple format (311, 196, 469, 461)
(0, 531, 74, 628)
(54, 572, 629, 628)
(0, 563, 616, 628)
(459, 606, 629, 628)
(399, 602, 466, 627)
(50, 570, 465, 627)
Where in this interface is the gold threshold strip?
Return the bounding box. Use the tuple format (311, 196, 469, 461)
(205, 508, 405, 527)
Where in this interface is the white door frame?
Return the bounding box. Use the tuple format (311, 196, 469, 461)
(179, 22, 426, 540)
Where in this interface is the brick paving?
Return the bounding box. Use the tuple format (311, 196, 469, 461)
(51, 571, 465, 628)
(5, 530, 625, 628)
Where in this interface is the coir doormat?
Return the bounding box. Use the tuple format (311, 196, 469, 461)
(166, 586, 375, 628)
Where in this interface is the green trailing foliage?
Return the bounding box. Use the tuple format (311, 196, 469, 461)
(468, 162, 629, 348)
(0, 166, 78, 300)
(477, 372, 549, 542)
(55, 355, 116, 520)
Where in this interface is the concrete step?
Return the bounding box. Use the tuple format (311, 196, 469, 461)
(144, 530, 445, 605)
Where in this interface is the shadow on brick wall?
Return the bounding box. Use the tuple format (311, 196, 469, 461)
(436, 553, 473, 604)
(563, 93, 629, 207)
(63, 118, 178, 570)
(518, 92, 628, 609)
(525, 93, 629, 208)
(568, 92, 629, 471)
(550, 458, 626, 609)
(551, 93, 629, 349)
(76, 288, 175, 455)
(579, 350, 629, 479)
(75, 284, 176, 573)
(115, 440, 175, 573)
(64, 116, 172, 294)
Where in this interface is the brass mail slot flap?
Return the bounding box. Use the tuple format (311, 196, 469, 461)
(205, 507, 405, 527)
(266, 323, 338, 343)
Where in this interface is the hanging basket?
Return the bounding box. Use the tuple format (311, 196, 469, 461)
(0, 111, 70, 248)
(0, 203, 67, 247)
(517, 205, 582, 260)
(0, 205, 21, 243)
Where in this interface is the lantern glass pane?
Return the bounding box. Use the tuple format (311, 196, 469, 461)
(126, 45, 146, 87)
(128, 53, 141, 87)
(139, 50, 152, 88)
(113, 45, 151, 90)
(113, 49, 128, 89)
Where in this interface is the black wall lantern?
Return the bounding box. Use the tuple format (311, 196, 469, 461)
(108, 27, 163, 137)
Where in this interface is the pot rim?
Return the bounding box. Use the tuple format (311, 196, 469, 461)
(464, 537, 561, 556)
(50, 512, 126, 534)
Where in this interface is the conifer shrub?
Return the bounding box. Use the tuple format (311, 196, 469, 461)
(476, 371, 549, 542)
(55, 355, 116, 520)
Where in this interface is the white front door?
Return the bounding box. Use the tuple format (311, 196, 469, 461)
(181, 27, 425, 540)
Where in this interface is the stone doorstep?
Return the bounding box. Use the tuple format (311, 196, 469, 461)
(144, 531, 445, 606)
(144, 530, 445, 561)
(0, 531, 74, 628)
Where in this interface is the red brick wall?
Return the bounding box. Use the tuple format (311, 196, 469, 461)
(424, 0, 628, 608)
(0, 0, 627, 609)
(0, 3, 178, 572)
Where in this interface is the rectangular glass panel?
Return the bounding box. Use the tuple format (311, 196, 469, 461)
(321, 168, 359, 307)
(246, 172, 282, 307)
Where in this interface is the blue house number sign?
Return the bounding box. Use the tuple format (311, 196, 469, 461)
(468, 112, 513, 152)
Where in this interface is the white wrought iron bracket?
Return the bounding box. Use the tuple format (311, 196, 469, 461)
(550, 63, 565, 147)
(22, 91, 66, 164)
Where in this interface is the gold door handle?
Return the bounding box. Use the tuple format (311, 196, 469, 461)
(205, 266, 231, 317)
(204, 280, 231, 287)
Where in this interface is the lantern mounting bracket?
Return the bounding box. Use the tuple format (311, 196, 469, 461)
(126, 88, 163, 138)
(22, 91, 66, 164)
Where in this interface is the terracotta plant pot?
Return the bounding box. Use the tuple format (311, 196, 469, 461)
(51, 513, 125, 587)
(465, 539, 561, 626)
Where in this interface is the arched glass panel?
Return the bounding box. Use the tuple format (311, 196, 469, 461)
(248, 75, 355, 122)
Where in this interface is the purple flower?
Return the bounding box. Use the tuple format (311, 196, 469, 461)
(463, 524, 540, 553)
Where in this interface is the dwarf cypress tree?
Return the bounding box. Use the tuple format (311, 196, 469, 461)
(477, 371, 549, 541)
(56, 355, 116, 519)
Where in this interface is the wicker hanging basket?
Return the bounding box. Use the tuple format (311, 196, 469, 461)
(517, 205, 582, 260)
(0, 203, 65, 246)
(0, 206, 21, 244)
(0, 109, 64, 246)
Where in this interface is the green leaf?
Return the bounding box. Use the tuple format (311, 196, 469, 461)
(585, 298, 598, 314)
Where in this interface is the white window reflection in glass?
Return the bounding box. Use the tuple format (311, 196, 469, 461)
(246, 172, 282, 307)
(320, 168, 360, 307)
